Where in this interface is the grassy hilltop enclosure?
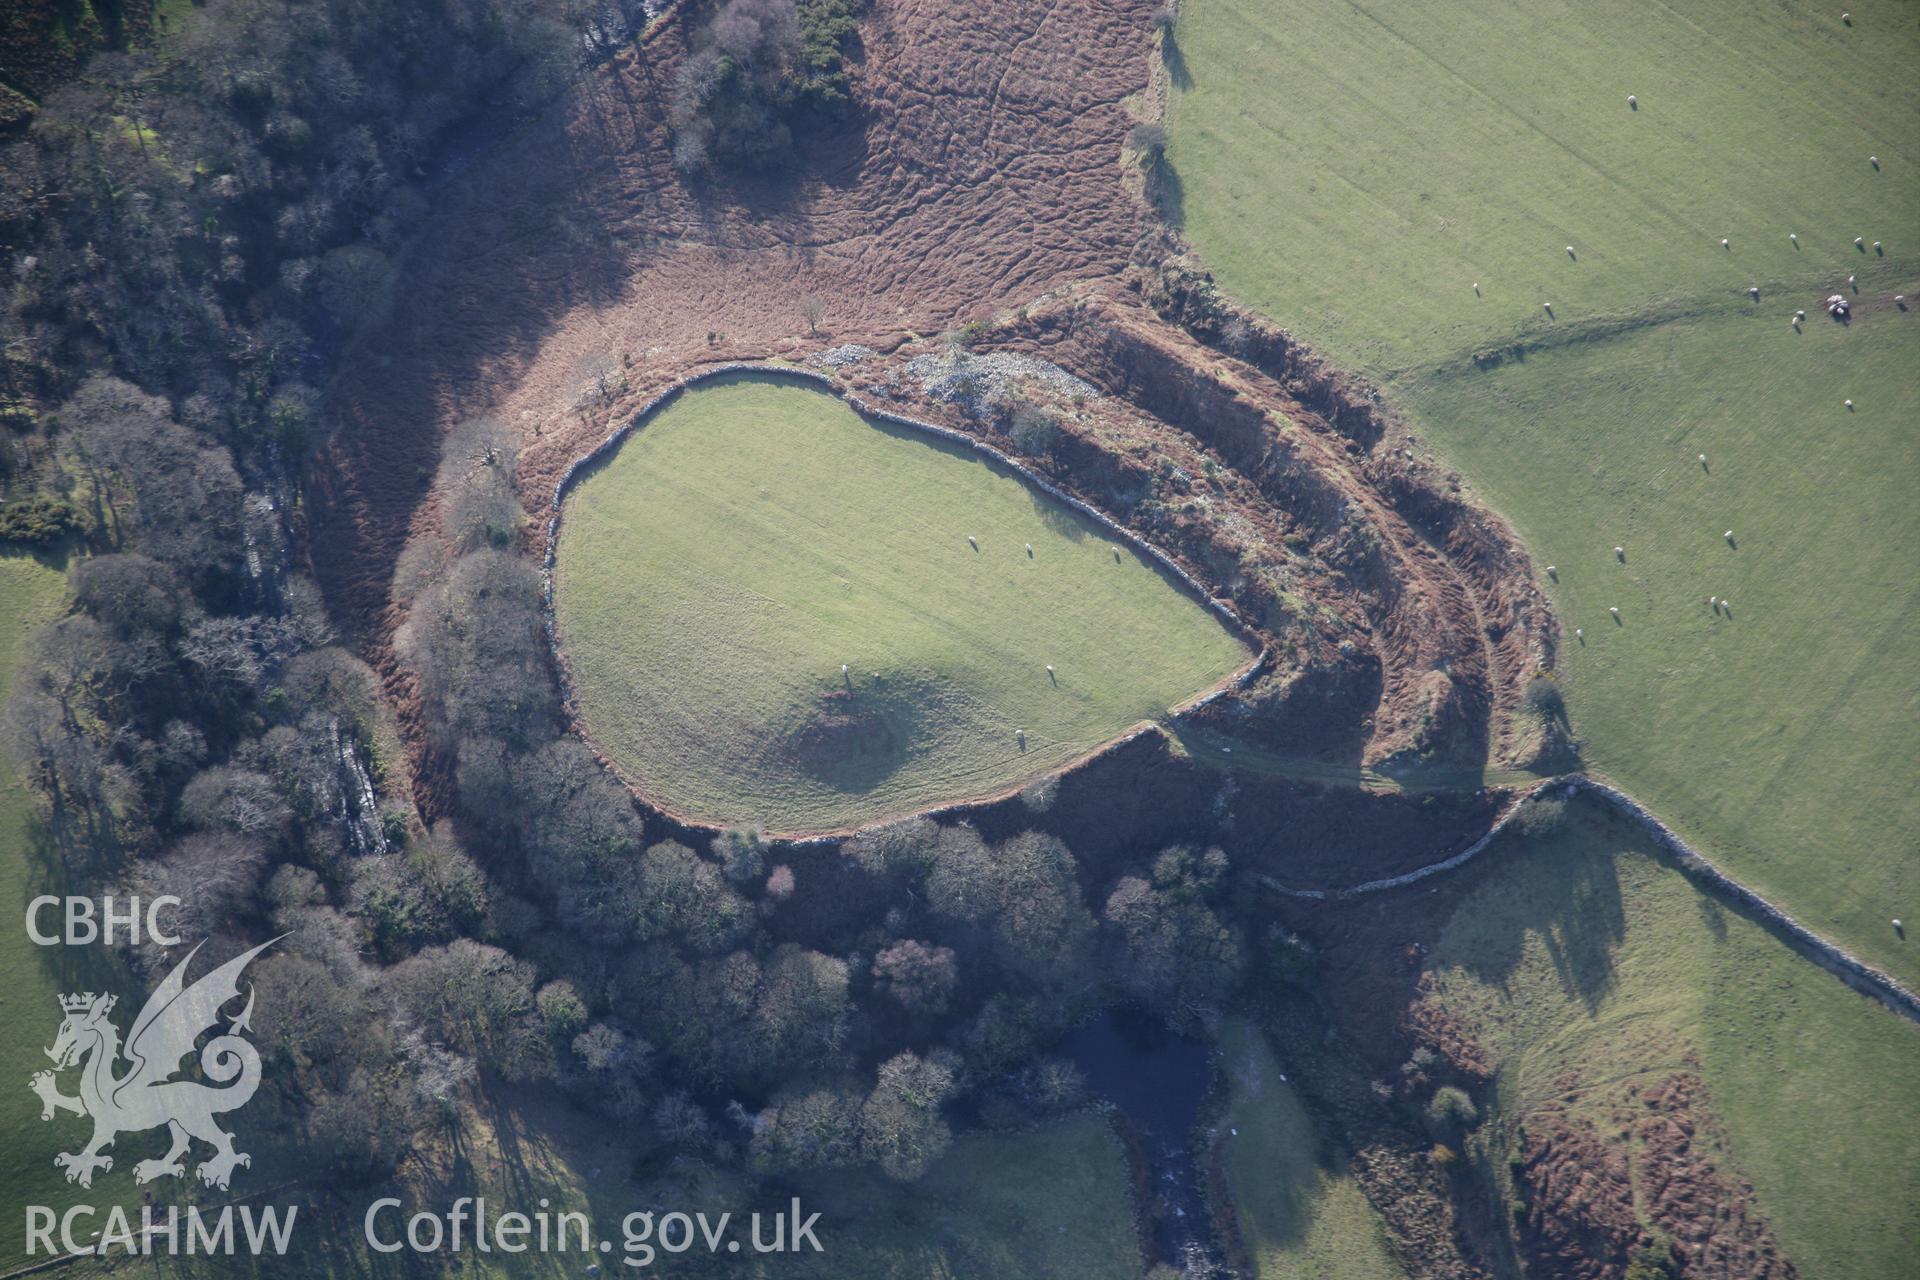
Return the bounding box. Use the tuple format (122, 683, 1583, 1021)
(1168, 0, 1920, 980)
(553, 375, 1250, 831)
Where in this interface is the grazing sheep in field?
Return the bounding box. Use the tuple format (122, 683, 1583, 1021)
(1795, 310, 1806, 321)
(1543, 302, 1554, 316)
(1627, 94, 1637, 108)
(1870, 155, 1879, 168)
(1710, 595, 1718, 606)
(1897, 296, 1908, 309)
(1790, 233, 1799, 245)
(1614, 545, 1625, 561)
(1873, 241, 1883, 253)
(1546, 565, 1557, 578)
(1845, 398, 1854, 409)
(1895, 919, 1904, 931)
(1722, 600, 1732, 615)
(1843, 11, 1851, 25)
(1725, 530, 1736, 546)
(1567, 246, 1577, 258)
(1748, 285, 1760, 298)
(1699, 453, 1708, 466)
(1473, 282, 1481, 295)
(1025, 543, 1033, 557)
(1855, 237, 1865, 249)
(1721, 238, 1730, 250)
(1575, 627, 1584, 639)
(1610, 606, 1621, 619)
(1849, 274, 1857, 288)
(967, 535, 978, 549)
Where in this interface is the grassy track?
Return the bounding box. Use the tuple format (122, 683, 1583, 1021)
(554, 374, 1249, 832)
(1423, 804, 1920, 1280)
(1168, 0, 1920, 982)
(1218, 1020, 1404, 1279)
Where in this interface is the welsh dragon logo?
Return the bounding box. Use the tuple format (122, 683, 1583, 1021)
(28, 937, 280, 1191)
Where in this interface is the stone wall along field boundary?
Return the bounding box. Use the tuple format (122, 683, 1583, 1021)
(1258, 776, 1920, 1025)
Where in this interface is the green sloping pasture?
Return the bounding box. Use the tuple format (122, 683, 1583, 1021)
(1169, 0, 1917, 373)
(0, 551, 116, 1266)
(1412, 312, 1920, 980)
(0, 552, 149, 1265)
(1422, 804, 1920, 1280)
(553, 374, 1250, 832)
(54, 1105, 1140, 1278)
(1169, 0, 1920, 980)
(1218, 1019, 1404, 1279)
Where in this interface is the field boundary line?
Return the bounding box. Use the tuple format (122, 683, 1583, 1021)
(1256, 775, 1920, 1024)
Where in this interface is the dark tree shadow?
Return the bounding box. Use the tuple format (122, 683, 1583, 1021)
(1161, 33, 1194, 91)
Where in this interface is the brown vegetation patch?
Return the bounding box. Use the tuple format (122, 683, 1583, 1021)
(785, 689, 905, 772)
(310, 0, 1551, 820)
(1510, 1069, 1798, 1280)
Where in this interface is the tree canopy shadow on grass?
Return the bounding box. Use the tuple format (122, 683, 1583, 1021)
(1446, 804, 1628, 1016)
(1162, 32, 1194, 91)
(1148, 154, 1187, 230)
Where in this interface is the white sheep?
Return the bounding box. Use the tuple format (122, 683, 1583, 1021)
(1699, 453, 1708, 465)
(1045, 664, 1054, 674)
(1789, 233, 1799, 244)
(1873, 241, 1882, 251)
(1855, 237, 1864, 248)
(1843, 12, 1852, 25)
(1845, 398, 1854, 409)
(1870, 155, 1879, 167)
(1849, 274, 1857, 287)
(1626, 94, 1637, 107)
(1720, 238, 1730, 249)
(1748, 285, 1760, 298)
(1795, 310, 1806, 321)
(967, 535, 978, 548)
(1710, 595, 1718, 606)
(1725, 530, 1735, 542)
(1546, 564, 1557, 576)
(1473, 282, 1480, 295)
(1609, 606, 1620, 617)
(1897, 296, 1907, 306)
(1722, 600, 1732, 614)
(1543, 302, 1554, 315)
(842, 663, 850, 675)
(1574, 627, 1584, 638)
(1024, 542, 1033, 554)
(1614, 545, 1625, 559)
(1567, 246, 1577, 258)
(1895, 919, 1904, 930)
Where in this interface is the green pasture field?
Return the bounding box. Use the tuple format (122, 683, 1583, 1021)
(1168, 0, 1920, 980)
(1422, 800, 1920, 1280)
(1217, 1019, 1403, 1279)
(53, 1103, 1139, 1279)
(553, 374, 1250, 833)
